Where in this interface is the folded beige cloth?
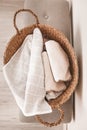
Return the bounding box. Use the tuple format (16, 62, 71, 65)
(42, 51, 66, 100)
(3, 28, 52, 117)
(46, 91, 63, 101)
(45, 40, 71, 82)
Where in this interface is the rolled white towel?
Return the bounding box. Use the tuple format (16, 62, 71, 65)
(45, 40, 71, 82)
(42, 51, 66, 100)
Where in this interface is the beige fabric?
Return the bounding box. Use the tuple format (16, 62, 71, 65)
(42, 51, 66, 100)
(46, 91, 62, 101)
(3, 28, 52, 117)
(45, 40, 71, 82)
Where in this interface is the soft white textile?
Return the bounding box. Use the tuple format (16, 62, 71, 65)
(3, 28, 52, 116)
(42, 51, 66, 100)
(45, 40, 71, 82)
(3, 28, 72, 116)
(3, 34, 32, 110)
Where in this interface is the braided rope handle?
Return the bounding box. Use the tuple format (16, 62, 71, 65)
(13, 9, 39, 34)
(35, 105, 64, 127)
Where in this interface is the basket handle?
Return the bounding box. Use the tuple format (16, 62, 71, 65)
(13, 9, 39, 34)
(35, 105, 64, 127)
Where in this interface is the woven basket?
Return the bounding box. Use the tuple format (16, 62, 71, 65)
(3, 9, 79, 127)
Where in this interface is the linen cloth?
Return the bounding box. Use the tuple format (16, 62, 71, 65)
(3, 34, 32, 110)
(3, 28, 52, 116)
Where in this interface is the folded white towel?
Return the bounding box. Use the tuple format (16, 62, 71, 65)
(23, 28, 52, 116)
(42, 51, 66, 100)
(3, 28, 52, 117)
(45, 40, 71, 82)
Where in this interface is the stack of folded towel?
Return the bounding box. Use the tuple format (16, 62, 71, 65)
(3, 28, 71, 116)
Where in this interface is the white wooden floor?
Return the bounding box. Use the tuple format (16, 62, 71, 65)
(0, 1, 64, 130)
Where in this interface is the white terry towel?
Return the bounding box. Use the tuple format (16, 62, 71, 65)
(45, 40, 71, 82)
(42, 51, 66, 100)
(3, 28, 52, 116)
(3, 34, 32, 111)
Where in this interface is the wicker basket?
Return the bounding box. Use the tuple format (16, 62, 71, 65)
(3, 9, 79, 127)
